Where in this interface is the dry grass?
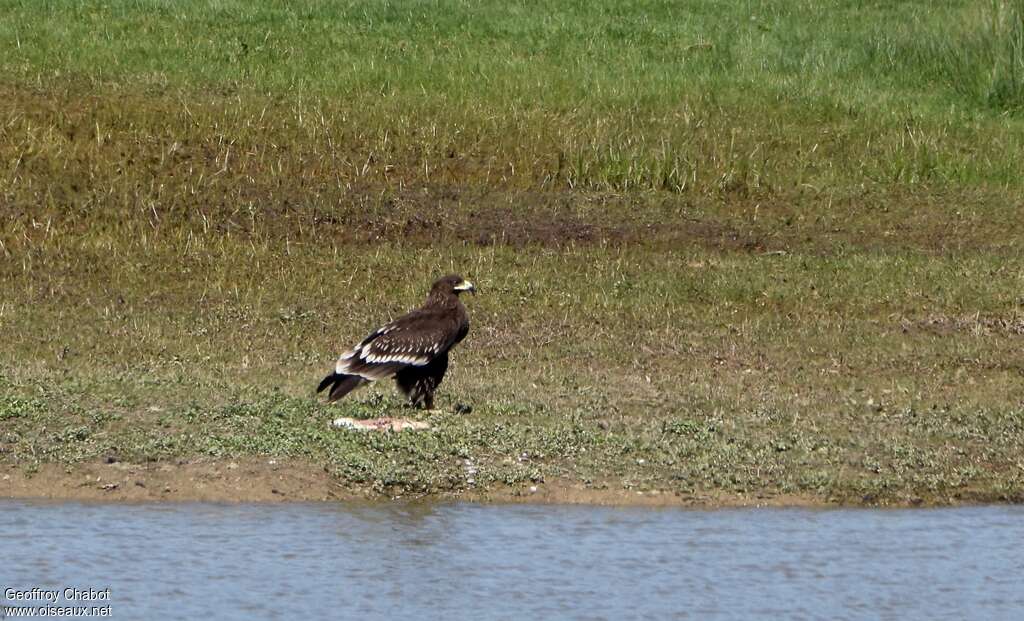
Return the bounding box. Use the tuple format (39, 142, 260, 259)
(3, 232, 1023, 504)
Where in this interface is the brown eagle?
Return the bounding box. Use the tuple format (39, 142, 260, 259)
(317, 274, 475, 409)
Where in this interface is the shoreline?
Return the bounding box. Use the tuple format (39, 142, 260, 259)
(3, 460, 1017, 509)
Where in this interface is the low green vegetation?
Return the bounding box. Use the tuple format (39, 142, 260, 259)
(1, 0, 1023, 504)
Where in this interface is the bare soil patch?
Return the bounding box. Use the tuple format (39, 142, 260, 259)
(1, 459, 344, 503)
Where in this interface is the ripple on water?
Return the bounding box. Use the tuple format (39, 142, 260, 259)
(1, 502, 1023, 620)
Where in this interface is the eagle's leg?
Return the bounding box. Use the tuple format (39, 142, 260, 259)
(395, 353, 448, 411)
(395, 372, 437, 409)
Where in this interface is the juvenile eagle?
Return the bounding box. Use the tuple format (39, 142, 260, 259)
(317, 274, 475, 409)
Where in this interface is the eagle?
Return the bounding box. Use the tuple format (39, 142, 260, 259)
(317, 274, 476, 409)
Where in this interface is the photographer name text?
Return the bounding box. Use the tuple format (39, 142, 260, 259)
(5, 587, 111, 604)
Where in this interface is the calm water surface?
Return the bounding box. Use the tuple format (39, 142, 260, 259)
(1, 500, 1022, 620)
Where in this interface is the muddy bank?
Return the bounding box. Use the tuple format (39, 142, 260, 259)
(0, 459, 817, 506)
(2, 460, 1007, 508)
(1, 459, 345, 503)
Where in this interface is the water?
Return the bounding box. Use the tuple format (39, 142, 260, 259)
(2, 501, 1022, 620)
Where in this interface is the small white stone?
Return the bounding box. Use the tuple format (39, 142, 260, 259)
(529, 486, 538, 493)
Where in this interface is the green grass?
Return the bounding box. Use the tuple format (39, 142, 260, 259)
(3, 0, 1022, 113)
(2, 0, 1024, 196)
(1, 0, 1023, 504)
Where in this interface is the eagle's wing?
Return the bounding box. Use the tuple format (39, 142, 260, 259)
(335, 309, 456, 381)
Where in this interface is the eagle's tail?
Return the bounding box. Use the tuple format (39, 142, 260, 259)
(317, 372, 365, 402)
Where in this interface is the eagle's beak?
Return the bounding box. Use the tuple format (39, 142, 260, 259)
(454, 280, 476, 294)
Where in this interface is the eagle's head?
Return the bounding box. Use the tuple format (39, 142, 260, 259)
(431, 274, 476, 297)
